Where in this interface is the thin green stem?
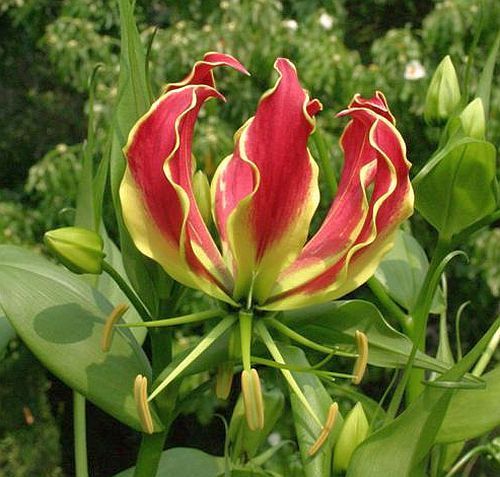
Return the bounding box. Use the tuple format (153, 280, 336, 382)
(148, 316, 237, 402)
(472, 320, 500, 376)
(102, 260, 152, 322)
(367, 277, 412, 329)
(239, 310, 253, 371)
(313, 129, 338, 200)
(444, 445, 489, 477)
(73, 392, 89, 477)
(255, 321, 322, 428)
(116, 309, 222, 328)
(265, 316, 356, 357)
(133, 432, 168, 477)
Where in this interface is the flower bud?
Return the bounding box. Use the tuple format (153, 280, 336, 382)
(193, 170, 212, 226)
(333, 402, 369, 472)
(459, 97, 485, 140)
(424, 56, 461, 125)
(44, 227, 104, 274)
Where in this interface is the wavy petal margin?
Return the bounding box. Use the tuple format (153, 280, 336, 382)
(264, 95, 413, 310)
(164, 52, 249, 93)
(120, 84, 236, 304)
(212, 59, 321, 305)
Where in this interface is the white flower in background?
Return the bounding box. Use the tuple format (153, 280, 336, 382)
(319, 12, 334, 30)
(268, 432, 282, 446)
(404, 60, 426, 80)
(282, 19, 298, 31)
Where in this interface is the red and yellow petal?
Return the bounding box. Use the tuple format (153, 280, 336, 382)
(120, 84, 235, 304)
(164, 52, 249, 93)
(212, 58, 321, 304)
(264, 97, 413, 310)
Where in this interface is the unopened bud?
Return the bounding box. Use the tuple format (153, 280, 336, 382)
(44, 227, 104, 274)
(424, 56, 461, 125)
(459, 97, 485, 140)
(333, 402, 369, 472)
(241, 368, 264, 431)
(193, 170, 212, 226)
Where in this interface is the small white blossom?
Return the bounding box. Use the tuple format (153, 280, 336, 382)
(282, 19, 298, 31)
(404, 60, 426, 80)
(268, 432, 282, 446)
(319, 12, 334, 30)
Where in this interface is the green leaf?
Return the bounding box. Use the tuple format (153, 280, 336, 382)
(113, 447, 224, 477)
(279, 345, 343, 477)
(374, 229, 445, 314)
(476, 32, 500, 121)
(283, 300, 449, 373)
(0, 245, 162, 432)
(414, 138, 497, 238)
(437, 365, 500, 443)
(0, 314, 15, 358)
(347, 316, 500, 476)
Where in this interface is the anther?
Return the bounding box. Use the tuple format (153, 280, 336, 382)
(241, 368, 265, 431)
(215, 362, 234, 400)
(101, 303, 129, 352)
(134, 374, 154, 434)
(352, 330, 368, 385)
(308, 402, 339, 456)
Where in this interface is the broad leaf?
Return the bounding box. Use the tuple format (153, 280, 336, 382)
(0, 245, 162, 432)
(114, 448, 224, 477)
(282, 300, 449, 373)
(437, 365, 500, 443)
(374, 229, 445, 313)
(414, 138, 497, 238)
(0, 314, 15, 358)
(279, 345, 343, 477)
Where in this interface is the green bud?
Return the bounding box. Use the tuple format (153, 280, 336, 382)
(193, 170, 212, 226)
(44, 227, 105, 274)
(424, 56, 461, 125)
(333, 402, 369, 472)
(459, 97, 485, 140)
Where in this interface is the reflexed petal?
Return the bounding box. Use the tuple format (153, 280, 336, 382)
(120, 84, 235, 304)
(264, 95, 413, 310)
(164, 52, 249, 93)
(212, 58, 321, 304)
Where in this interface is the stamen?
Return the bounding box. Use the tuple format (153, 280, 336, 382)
(134, 375, 154, 434)
(241, 368, 265, 431)
(308, 402, 339, 456)
(352, 330, 368, 385)
(101, 303, 129, 352)
(215, 362, 234, 400)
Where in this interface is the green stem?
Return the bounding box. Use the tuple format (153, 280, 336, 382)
(239, 310, 253, 371)
(102, 260, 152, 322)
(116, 309, 222, 328)
(472, 320, 500, 376)
(444, 445, 489, 477)
(313, 129, 338, 200)
(133, 432, 168, 477)
(265, 317, 356, 357)
(73, 392, 89, 477)
(367, 277, 412, 329)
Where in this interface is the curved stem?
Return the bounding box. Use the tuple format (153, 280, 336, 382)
(239, 310, 253, 371)
(116, 309, 222, 328)
(73, 392, 89, 477)
(444, 445, 489, 477)
(102, 260, 152, 322)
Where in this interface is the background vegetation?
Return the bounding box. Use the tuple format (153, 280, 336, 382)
(0, 0, 498, 475)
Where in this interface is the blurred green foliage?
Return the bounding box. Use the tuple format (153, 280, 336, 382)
(0, 1, 498, 475)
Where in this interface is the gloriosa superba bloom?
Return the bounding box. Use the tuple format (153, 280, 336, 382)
(119, 52, 413, 445)
(120, 52, 413, 311)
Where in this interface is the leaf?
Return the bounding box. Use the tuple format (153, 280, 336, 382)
(476, 32, 500, 120)
(0, 314, 15, 358)
(347, 316, 500, 476)
(113, 447, 224, 477)
(374, 229, 445, 314)
(279, 345, 343, 477)
(437, 365, 500, 443)
(0, 245, 162, 432)
(282, 300, 449, 373)
(414, 138, 497, 238)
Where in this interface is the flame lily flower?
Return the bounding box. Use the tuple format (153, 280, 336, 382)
(119, 53, 413, 443)
(120, 52, 413, 311)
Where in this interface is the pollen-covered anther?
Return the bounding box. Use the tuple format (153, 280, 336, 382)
(101, 303, 130, 352)
(308, 402, 339, 456)
(134, 374, 154, 434)
(352, 330, 369, 385)
(215, 361, 234, 400)
(241, 368, 265, 431)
